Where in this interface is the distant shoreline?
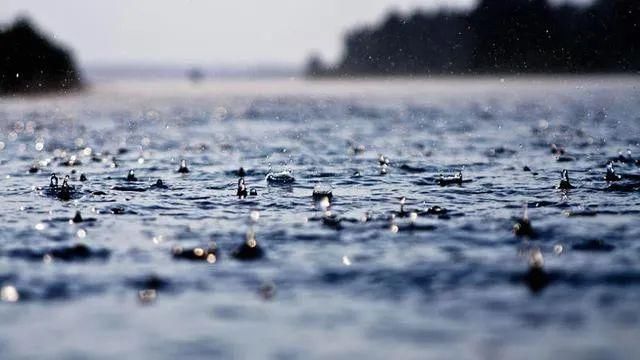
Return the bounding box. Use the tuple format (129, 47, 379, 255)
(3, 74, 639, 101)
(308, 0, 640, 77)
(80, 69, 640, 83)
(14, 75, 630, 102)
(304, 72, 640, 80)
(0, 17, 82, 96)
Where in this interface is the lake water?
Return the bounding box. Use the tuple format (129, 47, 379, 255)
(1, 77, 639, 359)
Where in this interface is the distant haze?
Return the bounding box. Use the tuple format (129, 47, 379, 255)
(0, 0, 590, 69)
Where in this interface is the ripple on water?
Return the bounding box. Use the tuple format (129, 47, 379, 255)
(1, 79, 640, 359)
(5, 244, 111, 262)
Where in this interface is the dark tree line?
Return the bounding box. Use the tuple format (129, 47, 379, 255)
(307, 0, 640, 76)
(0, 17, 82, 95)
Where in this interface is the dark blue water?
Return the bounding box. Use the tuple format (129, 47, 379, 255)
(1, 77, 639, 359)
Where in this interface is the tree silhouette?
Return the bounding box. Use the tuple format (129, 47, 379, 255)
(308, 0, 640, 76)
(0, 17, 82, 95)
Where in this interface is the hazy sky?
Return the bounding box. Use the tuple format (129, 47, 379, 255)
(1, 0, 588, 67)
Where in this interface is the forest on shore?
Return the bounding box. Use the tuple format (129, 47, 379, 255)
(0, 17, 82, 95)
(307, 0, 640, 76)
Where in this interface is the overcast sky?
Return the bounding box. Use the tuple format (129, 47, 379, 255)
(1, 0, 589, 67)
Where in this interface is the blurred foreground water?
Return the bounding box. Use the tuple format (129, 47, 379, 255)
(1, 77, 640, 359)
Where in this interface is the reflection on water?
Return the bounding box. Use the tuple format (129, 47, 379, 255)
(0, 77, 640, 359)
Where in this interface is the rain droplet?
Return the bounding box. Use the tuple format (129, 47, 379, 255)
(554, 244, 564, 255)
(529, 249, 544, 268)
(1, 285, 19, 302)
(138, 289, 157, 304)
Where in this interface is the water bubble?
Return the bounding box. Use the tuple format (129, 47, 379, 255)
(77, 229, 87, 238)
(529, 249, 544, 268)
(177, 159, 189, 173)
(1, 285, 19, 302)
(127, 169, 137, 181)
(152, 235, 164, 244)
(35, 223, 47, 231)
(554, 244, 564, 255)
(319, 197, 331, 211)
(35, 141, 44, 151)
(138, 289, 157, 304)
(246, 230, 258, 248)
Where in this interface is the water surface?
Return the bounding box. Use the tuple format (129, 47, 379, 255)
(1, 77, 639, 359)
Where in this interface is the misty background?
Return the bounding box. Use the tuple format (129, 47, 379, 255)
(0, 0, 592, 79)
